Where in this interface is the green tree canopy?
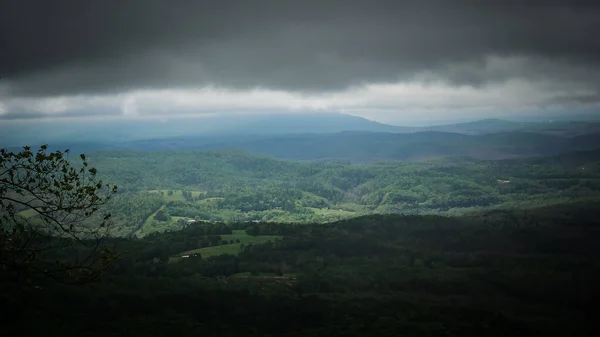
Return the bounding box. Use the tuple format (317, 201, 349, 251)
(0, 145, 117, 284)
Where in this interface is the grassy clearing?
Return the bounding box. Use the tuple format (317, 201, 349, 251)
(174, 230, 281, 260)
(182, 243, 244, 258)
(134, 205, 166, 237)
(143, 205, 165, 227)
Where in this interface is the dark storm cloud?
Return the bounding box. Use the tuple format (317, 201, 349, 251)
(2, 0, 600, 96)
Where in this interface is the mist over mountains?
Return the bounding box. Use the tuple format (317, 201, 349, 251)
(2, 112, 599, 146)
(3, 113, 599, 163)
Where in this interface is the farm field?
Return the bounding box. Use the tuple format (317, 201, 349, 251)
(175, 230, 281, 259)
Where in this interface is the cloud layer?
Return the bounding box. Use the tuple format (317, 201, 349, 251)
(1, 1, 599, 122)
(3, 57, 598, 124)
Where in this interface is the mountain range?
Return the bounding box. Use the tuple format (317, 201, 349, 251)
(3, 113, 600, 147)
(3, 113, 600, 162)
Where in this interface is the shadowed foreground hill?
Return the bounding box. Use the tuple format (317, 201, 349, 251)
(2, 201, 599, 336)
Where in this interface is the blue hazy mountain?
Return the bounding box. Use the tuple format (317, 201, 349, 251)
(2, 113, 599, 153)
(0, 113, 410, 147)
(7, 129, 597, 164)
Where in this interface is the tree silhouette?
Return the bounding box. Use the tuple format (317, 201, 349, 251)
(0, 145, 117, 284)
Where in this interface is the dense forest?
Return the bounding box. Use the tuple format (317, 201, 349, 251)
(70, 148, 600, 237)
(4, 142, 600, 336)
(4, 200, 600, 336)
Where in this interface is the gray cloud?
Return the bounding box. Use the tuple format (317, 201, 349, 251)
(0, 106, 121, 120)
(2, 1, 600, 96)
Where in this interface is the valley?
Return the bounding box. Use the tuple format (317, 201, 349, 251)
(5, 127, 600, 337)
(5, 2, 600, 334)
(63, 147, 600, 239)
(5, 118, 600, 337)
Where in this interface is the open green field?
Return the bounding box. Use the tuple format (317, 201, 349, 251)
(175, 230, 281, 259)
(134, 205, 166, 237)
(182, 243, 244, 259)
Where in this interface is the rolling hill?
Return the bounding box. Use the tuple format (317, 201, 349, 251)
(76, 147, 600, 235)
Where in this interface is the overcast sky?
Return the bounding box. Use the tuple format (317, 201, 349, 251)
(1, 1, 599, 125)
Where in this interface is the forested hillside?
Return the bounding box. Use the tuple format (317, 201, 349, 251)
(6, 201, 600, 336)
(66, 148, 600, 237)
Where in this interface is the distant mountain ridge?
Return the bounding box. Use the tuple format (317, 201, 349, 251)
(2, 113, 599, 148)
(22, 130, 600, 163)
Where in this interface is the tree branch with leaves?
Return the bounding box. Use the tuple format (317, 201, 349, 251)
(0, 145, 118, 284)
